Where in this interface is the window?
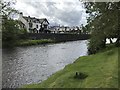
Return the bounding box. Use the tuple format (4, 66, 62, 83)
(29, 23, 33, 28)
(36, 25, 38, 28)
(44, 25, 47, 29)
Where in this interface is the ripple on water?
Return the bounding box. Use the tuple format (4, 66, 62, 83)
(2, 40, 88, 88)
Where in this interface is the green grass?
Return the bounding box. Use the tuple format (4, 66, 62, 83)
(16, 39, 54, 46)
(23, 46, 118, 88)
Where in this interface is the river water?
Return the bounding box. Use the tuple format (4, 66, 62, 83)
(2, 40, 88, 88)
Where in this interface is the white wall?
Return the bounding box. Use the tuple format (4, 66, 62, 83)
(32, 23, 41, 31)
(19, 13, 50, 33)
(18, 14, 29, 32)
(43, 21, 48, 25)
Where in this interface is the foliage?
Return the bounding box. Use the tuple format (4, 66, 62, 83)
(2, 16, 20, 47)
(83, 2, 119, 54)
(81, 24, 92, 34)
(1, 1, 27, 47)
(0, 0, 18, 18)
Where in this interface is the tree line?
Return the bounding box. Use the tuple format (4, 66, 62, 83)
(82, 2, 120, 54)
(1, 1, 27, 47)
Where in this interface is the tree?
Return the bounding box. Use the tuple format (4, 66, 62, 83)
(1, 1, 27, 47)
(0, 1, 18, 18)
(83, 2, 119, 54)
(2, 16, 20, 47)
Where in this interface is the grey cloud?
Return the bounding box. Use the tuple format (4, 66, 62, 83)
(55, 10, 82, 26)
(18, 1, 87, 26)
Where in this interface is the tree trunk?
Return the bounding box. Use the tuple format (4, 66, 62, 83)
(115, 37, 120, 47)
(109, 38, 113, 44)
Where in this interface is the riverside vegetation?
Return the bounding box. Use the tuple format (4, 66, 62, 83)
(1, 1, 119, 88)
(23, 45, 118, 88)
(16, 39, 54, 46)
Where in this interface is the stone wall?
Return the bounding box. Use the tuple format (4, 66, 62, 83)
(22, 33, 90, 42)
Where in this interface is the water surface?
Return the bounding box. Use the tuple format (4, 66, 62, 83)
(2, 40, 88, 88)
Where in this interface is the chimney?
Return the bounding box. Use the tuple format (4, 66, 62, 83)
(19, 12, 23, 18)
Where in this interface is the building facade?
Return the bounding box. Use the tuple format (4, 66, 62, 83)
(18, 12, 50, 33)
(48, 25, 82, 34)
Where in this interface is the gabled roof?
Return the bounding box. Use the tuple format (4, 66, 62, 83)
(23, 16, 49, 24)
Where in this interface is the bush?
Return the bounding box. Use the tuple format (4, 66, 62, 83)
(74, 72, 88, 79)
(2, 16, 28, 48)
(87, 30, 106, 54)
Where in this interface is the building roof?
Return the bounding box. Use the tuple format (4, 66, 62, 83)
(23, 16, 49, 24)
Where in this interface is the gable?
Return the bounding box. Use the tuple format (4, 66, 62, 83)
(42, 20, 49, 25)
(39, 18, 49, 24)
(23, 16, 49, 24)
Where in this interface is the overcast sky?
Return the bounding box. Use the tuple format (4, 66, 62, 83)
(12, 0, 88, 26)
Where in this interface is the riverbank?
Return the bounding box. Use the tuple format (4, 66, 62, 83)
(16, 39, 55, 46)
(16, 39, 87, 46)
(23, 45, 118, 88)
(3, 40, 88, 88)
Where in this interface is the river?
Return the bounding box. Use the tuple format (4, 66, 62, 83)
(2, 40, 88, 88)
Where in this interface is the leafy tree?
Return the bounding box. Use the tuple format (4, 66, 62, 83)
(83, 2, 119, 54)
(0, 1, 18, 18)
(2, 16, 20, 47)
(1, 1, 27, 47)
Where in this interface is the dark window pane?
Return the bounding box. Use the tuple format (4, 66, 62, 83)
(29, 23, 32, 28)
(36, 25, 38, 28)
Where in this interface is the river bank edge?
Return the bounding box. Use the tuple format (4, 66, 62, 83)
(23, 45, 119, 88)
(16, 39, 55, 46)
(3, 39, 87, 48)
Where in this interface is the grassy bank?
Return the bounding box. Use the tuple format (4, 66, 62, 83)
(23, 46, 118, 88)
(16, 39, 55, 46)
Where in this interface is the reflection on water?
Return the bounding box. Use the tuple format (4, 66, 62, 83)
(2, 40, 88, 88)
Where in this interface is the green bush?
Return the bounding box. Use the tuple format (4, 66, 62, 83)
(2, 16, 28, 48)
(88, 31, 106, 54)
(74, 72, 88, 79)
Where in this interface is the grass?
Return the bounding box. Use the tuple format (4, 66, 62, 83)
(23, 46, 118, 88)
(16, 39, 55, 46)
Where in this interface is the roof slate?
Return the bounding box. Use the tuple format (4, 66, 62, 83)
(23, 16, 49, 24)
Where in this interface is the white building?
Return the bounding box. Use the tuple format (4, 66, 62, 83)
(48, 26, 60, 33)
(18, 12, 49, 33)
(48, 25, 82, 34)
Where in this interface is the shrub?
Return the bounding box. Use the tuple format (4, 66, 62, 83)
(74, 72, 88, 79)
